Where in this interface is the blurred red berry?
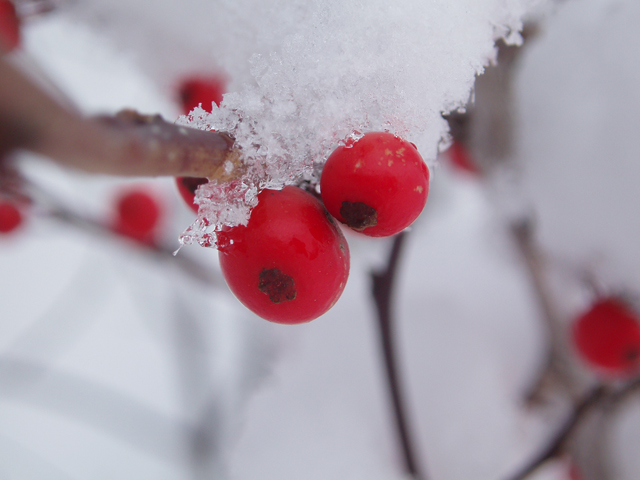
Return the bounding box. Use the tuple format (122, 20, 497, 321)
(0, 0, 20, 52)
(178, 76, 226, 114)
(447, 140, 479, 175)
(0, 200, 22, 233)
(568, 461, 583, 480)
(218, 186, 350, 324)
(320, 132, 430, 237)
(176, 176, 208, 213)
(572, 296, 640, 377)
(112, 189, 162, 244)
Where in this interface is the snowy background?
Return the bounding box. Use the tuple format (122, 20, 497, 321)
(1, 0, 640, 478)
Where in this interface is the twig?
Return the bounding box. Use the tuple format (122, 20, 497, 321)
(504, 385, 607, 480)
(18, 177, 223, 287)
(0, 55, 244, 179)
(371, 232, 426, 480)
(505, 376, 640, 480)
(48, 205, 222, 287)
(511, 217, 582, 403)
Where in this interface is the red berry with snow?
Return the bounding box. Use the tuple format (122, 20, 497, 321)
(113, 188, 162, 243)
(178, 76, 226, 114)
(0, 0, 20, 52)
(217, 186, 350, 324)
(572, 296, 640, 377)
(0, 200, 22, 233)
(176, 176, 208, 213)
(320, 132, 430, 237)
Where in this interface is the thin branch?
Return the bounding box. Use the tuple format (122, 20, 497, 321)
(608, 376, 640, 409)
(505, 376, 640, 480)
(19, 177, 223, 287)
(504, 385, 607, 480)
(0, 55, 244, 179)
(47, 205, 222, 287)
(511, 217, 582, 403)
(371, 232, 426, 480)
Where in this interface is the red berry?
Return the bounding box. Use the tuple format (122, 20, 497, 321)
(113, 188, 162, 243)
(176, 176, 208, 213)
(568, 462, 583, 480)
(0, 0, 20, 52)
(448, 140, 479, 175)
(572, 297, 640, 377)
(0, 200, 22, 233)
(218, 186, 350, 324)
(178, 76, 226, 114)
(320, 132, 430, 237)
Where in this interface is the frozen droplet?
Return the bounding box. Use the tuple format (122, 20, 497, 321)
(198, 233, 216, 248)
(343, 130, 364, 148)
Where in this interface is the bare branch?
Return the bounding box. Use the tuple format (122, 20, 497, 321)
(372, 232, 427, 480)
(504, 385, 607, 480)
(505, 377, 640, 480)
(0, 55, 244, 179)
(510, 217, 585, 403)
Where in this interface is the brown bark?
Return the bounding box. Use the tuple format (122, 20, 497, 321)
(0, 54, 243, 179)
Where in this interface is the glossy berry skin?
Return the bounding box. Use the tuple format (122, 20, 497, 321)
(0, 0, 20, 52)
(178, 76, 226, 114)
(218, 186, 350, 324)
(113, 189, 161, 243)
(320, 132, 430, 237)
(176, 177, 208, 213)
(572, 297, 640, 377)
(0, 200, 22, 233)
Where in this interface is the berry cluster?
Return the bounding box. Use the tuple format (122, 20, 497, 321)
(176, 131, 430, 324)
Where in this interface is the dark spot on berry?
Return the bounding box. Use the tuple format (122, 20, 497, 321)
(259, 268, 296, 303)
(340, 201, 377, 230)
(624, 346, 640, 364)
(180, 86, 194, 105)
(181, 177, 208, 194)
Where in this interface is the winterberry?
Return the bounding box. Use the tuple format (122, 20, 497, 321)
(112, 188, 162, 244)
(320, 132, 430, 237)
(0, 0, 20, 52)
(217, 186, 350, 324)
(178, 75, 226, 114)
(572, 296, 640, 377)
(176, 176, 208, 213)
(0, 200, 22, 233)
(447, 140, 479, 175)
(568, 461, 583, 480)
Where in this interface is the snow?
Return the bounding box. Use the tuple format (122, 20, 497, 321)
(514, 0, 640, 476)
(155, 0, 548, 243)
(4, 0, 640, 479)
(516, 0, 640, 297)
